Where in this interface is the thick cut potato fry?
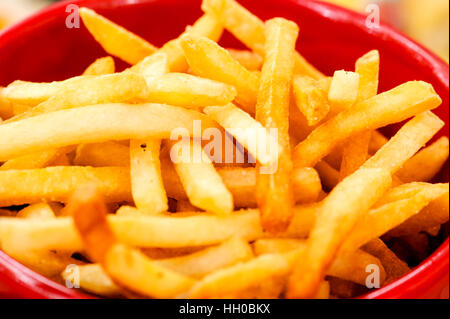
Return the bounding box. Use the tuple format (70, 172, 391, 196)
(293, 75, 330, 126)
(80, 8, 157, 65)
(204, 103, 282, 165)
(181, 35, 260, 112)
(169, 139, 233, 215)
(253, 238, 386, 286)
(292, 81, 442, 167)
(0, 103, 218, 161)
(141, 73, 237, 107)
(227, 48, 263, 71)
(74, 142, 130, 167)
(1, 147, 73, 170)
(156, 237, 253, 278)
(189, 253, 290, 299)
(16, 203, 55, 219)
(362, 238, 410, 285)
(396, 136, 449, 183)
(339, 51, 379, 179)
(157, 14, 223, 72)
(255, 18, 298, 233)
(10, 73, 148, 122)
(361, 112, 444, 175)
(0, 167, 132, 207)
(287, 168, 391, 298)
(328, 70, 360, 113)
(339, 183, 449, 254)
(83, 56, 116, 76)
(61, 264, 123, 297)
(0, 87, 13, 119)
(201, 0, 324, 79)
(130, 139, 168, 214)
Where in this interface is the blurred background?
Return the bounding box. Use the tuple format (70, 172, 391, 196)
(0, 0, 449, 61)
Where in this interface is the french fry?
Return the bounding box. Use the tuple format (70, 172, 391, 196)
(385, 189, 449, 238)
(204, 103, 282, 165)
(16, 203, 55, 219)
(339, 51, 379, 180)
(227, 48, 263, 71)
(10, 73, 148, 122)
(287, 168, 392, 298)
(156, 237, 254, 278)
(292, 81, 442, 168)
(328, 70, 360, 113)
(339, 183, 449, 254)
(127, 52, 169, 85)
(315, 160, 340, 190)
(255, 18, 298, 233)
(253, 238, 386, 286)
(375, 182, 445, 206)
(328, 277, 368, 299)
(140, 73, 237, 107)
(158, 14, 223, 72)
(0, 87, 13, 119)
(361, 112, 444, 175)
(189, 253, 290, 299)
(0, 167, 132, 207)
(1, 147, 73, 170)
(130, 139, 168, 214)
(181, 35, 260, 112)
(68, 185, 195, 298)
(82, 56, 116, 76)
(80, 8, 157, 65)
(361, 238, 410, 284)
(396, 136, 449, 183)
(290, 167, 322, 204)
(61, 263, 123, 297)
(0, 103, 218, 161)
(201, 0, 324, 79)
(293, 75, 330, 126)
(74, 142, 130, 167)
(169, 139, 233, 215)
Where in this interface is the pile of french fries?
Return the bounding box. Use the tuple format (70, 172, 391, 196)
(0, 0, 448, 299)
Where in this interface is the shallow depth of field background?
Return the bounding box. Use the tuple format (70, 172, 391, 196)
(0, 0, 449, 61)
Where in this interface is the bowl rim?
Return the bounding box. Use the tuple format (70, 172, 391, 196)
(0, 0, 448, 299)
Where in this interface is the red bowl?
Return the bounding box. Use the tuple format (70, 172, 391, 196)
(0, 0, 448, 299)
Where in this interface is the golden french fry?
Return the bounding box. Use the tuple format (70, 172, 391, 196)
(156, 237, 253, 278)
(74, 142, 130, 167)
(140, 73, 237, 107)
(315, 160, 340, 190)
(396, 136, 449, 183)
(1, 147, 73, 170)
(0, 167, 132, 207)
(83, 56, 116, 76)
(201, 0, 324, 79)
(292, 81, 442, 168)
(204, 103, 281, 165)
(0, 87, 13, 119)
(80, 8, 157, 65)
(369, 130, 389, 154)
(169, 139, 233, 215)
(10, 73, 148, 122)
(16, 203, 55, 219)
(361, 112, 444, 175)
(158, 14, 223, 72)
(61, 263, 123, 297)
(287, 168, 392, 298)
(255, 18, 298, 233)
(0, 103, 218, 161)
(127, 52, 169, 84)
(361, 238, 410, 285)
(339, 51, 379, 179)
(181, 35, 260, 112)
(328, 70, 360, 113)
(189, 253, 290, 299)
(293, 75, 330, 126)
(253, 238, 386, 286)
(227, 48, 263, 71)
(130, 139, 168, 214)
(340, 183, 449, 254)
